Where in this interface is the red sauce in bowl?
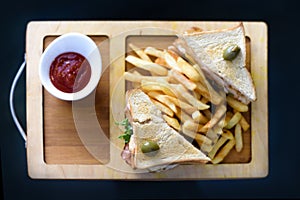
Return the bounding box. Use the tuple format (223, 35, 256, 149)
(49, 52, 91, 93)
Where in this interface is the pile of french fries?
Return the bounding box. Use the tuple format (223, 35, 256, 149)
(124, 43, 250, 164)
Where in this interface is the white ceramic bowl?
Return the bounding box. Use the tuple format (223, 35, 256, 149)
(39, 32, 102, 101)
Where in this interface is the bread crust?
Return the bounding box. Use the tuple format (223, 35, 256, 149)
(184, 22, 244, 36)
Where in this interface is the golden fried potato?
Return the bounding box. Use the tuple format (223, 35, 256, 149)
(126, 55, 168, 75)
(163, 114, 181, 131)
(234, 123, 243, 152)
(226, 95, 249, 112)
(211, 139, 235, 164)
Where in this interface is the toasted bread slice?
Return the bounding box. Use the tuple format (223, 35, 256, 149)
(178, 23, 256, 104)
(126, 89, 210, 170)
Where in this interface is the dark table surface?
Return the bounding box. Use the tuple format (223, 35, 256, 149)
(1, 0, 299, 199)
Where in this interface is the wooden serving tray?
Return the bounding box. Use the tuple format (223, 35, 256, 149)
(26, 21, 268, 179)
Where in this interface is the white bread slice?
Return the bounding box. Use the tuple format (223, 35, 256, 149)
(126, 89, 210, 170)
(180, 23, 256, 103)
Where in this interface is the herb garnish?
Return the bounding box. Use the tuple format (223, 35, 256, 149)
(116, 118, 133, 144)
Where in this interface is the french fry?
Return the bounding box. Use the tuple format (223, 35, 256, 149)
(239, 114, 250, 132)
(194, 133, 213, 146)
(174, 108, 193, 123)
(232, 110, 250, 131)
(222, 129, 234, 140)
(174, 51, 204, 80)
(124, 72, 168, 83)
(151, 98, 174, 117)
(192, 62, 224, 105)
(225, 111, 242, 129)
(211, 139, 235, 164)
(168, 69, 197, 91)
(164, 50, 182, 72)
(171, 84, 210, 110)
(176, 57, 202, 82)
(131, 81, 140, 89)
(191, 63, 210, 88)
(192, 90, 201, 100)
(192, 110, 209, 124)
(226, 95, 249, 112)
(163, 114, 181, 131)
(198, 123, 209, 133)
(200, 104, 227, 132)
(202, 109, 211, 119)
(235, 123, 243, 152)
(200, 97, 209, 104)
(165, 95, 197, 115)
(182, 124, 212, 146)
(147, 91, 177, 114)
(200, 143, 213, 154)
(171, 45, 197, 65)
(141, 80, 176, 97)
(181, 125, 197, 139)
(202, 129, 220, 146)
(132, 70, 142, 75)
(208, 136, 228, 159)
(195, 82, 223, 105)
(167, 76, 180, 85)
(211, 104, 227, 125)
(155, 57, 170, 69)
(126, 55, 168, 76)
(182, 120, 204, 132)
(128, 43, 152, 62)
(167, 50, 179, 60)
(131, 70, 142, 88)
(144, 46, 164, 58)
(195, 82, 210, 99)
(223, 111, 234, 128)
(211, 119, 224, 140)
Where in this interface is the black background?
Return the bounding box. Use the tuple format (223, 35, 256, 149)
(1, 0, 299, 199)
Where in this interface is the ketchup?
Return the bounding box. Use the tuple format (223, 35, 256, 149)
(49, 52, 91, 93)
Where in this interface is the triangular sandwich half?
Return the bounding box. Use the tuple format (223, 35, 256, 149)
(122, 89, 210, 171)
(175, 23, 256, 104)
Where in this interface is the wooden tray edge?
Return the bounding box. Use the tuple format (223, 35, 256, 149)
(25, 21, 268, 180)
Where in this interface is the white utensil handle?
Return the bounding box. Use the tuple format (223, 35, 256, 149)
(9, 54, 27, 147)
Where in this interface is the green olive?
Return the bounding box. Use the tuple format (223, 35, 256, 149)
(141, 141, 160, 155)
(223, 44, 241, 61)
